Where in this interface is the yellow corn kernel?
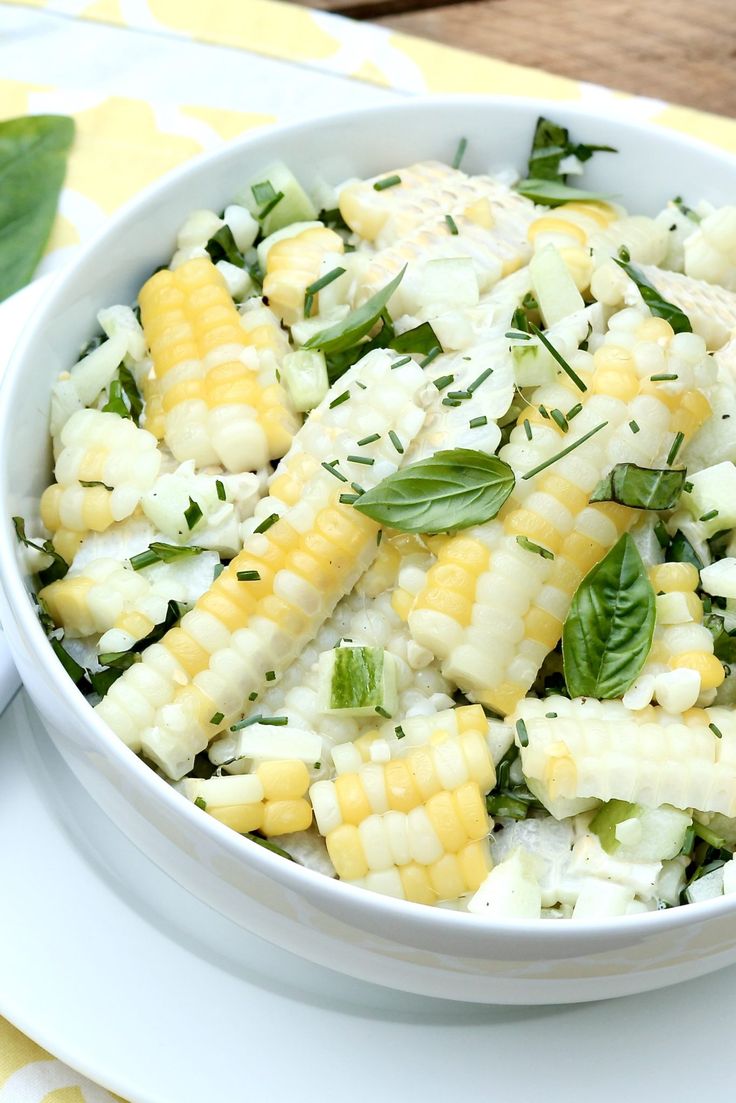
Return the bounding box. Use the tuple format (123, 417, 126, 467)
(428, 853, 466, 900)
(637, 317, 674, 343)
(649, 562, 700, 593)
(669, 651, 725, 689)
(560, 246, 594, 291)
(591, 366, 639, 402)
(264, 226, 344, 326)
(116, 610, 154, 639)
(563, 531, 608, 573)
(524, 606, 562, 649)
(538, 474, 590, 517)
(670, 390, 712, 438)
(528, 216, 587, 245)
(327, 823, 368, 880)
(384, 759, 422, 813)
(262, 799, 313, 836)
(457, 840, 492, 892)
(257, 760, 310, 802)
(452, 782, 490, 839)
(52, 529, 83, 565)
(443, 536, 490, 573)
(391, 588, 414, 622)
(210, 804, 264, 833)
(503, 508, 562, 555)
(335, 773, 374, 826)
(399, 862, 436, 905)
(477, 681, 527, 717)
(424, 790, 468, 853)
(413, 585, 473, 625)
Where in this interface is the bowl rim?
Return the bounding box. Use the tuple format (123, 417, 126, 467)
(3, 92, 736, 942)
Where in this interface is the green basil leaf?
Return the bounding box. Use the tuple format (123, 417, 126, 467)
(353, 448, 515, 534)
(705, 613, 736, 665)
(243, 833, 296, 861)
(0, 115, 75, 302)
(562, 533, 656, 698)
(666, 529, 704, 570)
(590, 463, 686, 511)
(526, 116, 617, 183)
(12, 515, 69, 585)
(303, 266, 405, 355)
(516, 178, 611, 207)
(118, 365, 143, 425)
(391, 321, 441, 356)
(49, 637, 85, 685)
(613, 257, 692, 333)
(205, 224, 244, 269)
(326, 314, 395, 383)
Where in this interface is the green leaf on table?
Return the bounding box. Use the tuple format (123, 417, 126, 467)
(613, 255, 692, 333)
(590, 463, 686, 511)
(303, 266, 405, 355)
(0, 115, 75, 302)
(353, 448, 515, 534)
(562, 533, 655, 699)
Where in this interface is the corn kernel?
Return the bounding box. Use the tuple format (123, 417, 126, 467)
(669, 651, 725, 690)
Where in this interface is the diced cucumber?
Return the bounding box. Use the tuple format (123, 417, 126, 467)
(244, 162, 318, 236)
(701, 558, 736, 600)
(256, 220, 323, 271)
(571, 879, 635, 918)
(401, 258, 479, 317)
(281, 350, 328, 412)
(512, 339, 557, 387)
(529, 243, 585, 326)
(467, 849, 542, 919)
(318, 645, 398, 718)
(183, 773, 263, 808)
(682, 461, 736, 537)
(686, 865, 725, 904)
(209, 725, 322, 766)
(591, 800, 691, 861)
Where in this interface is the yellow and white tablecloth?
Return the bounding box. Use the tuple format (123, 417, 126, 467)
(2, 0, 736, 1097)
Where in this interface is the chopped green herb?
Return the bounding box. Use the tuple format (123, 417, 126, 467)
(230, 713, 263, 731)
(374, 174, 402, 191)
(205, 224, 245, 270)
(452, 136, 468, 170)
(49, 638, 85, 684)
(445, 213, 459, 235)
(566, 402, 583, 420)
(590, 464, 686, 511)
(79, 480, 113, 490)
(550, 408, 569, 432)
(305, 270, 406, 363)
(259, 715, 289, 726)
(251, 180, 276, 205)
(523, 418, 532, 440)
(523, 421, 608, 480)
(265, 670, 276, 682)
(102, 379, 130, 418)
(545, 712, 558, 719)
(538, 404, 550, 419)
(96, 649, 140, 670)
(391, 355, 412, 368)
(388, 430, 404, 454)
(254, 513, 279, 534)
(237, 570, 261, 581)
(469, 415, 488, 428)
(395, 724, 406, 740)
(614, 255, 692, 334)
(321, 460, 348, 483)
(516, 535, 555, 559)
(12, 516, 69, 585)
(528, 322, 587, 392)
(654, 520, 670, 548)
(516, 718, 529, 748)
(194, 796, 208, 811)
(467, 367, 493, 392)
(248, 691, 259, 701)
(700, 509, 719, 522)
(693, 819, 724, 846)
(210, 712, 224, 725)
(216, 479, 226, 501)
(710, 722, 724, 741)
(516, 179, 610, 206)
(683, 481, 694, 493)
(339, 492, 360, 504)
(357, 433, 380, 446)
(433, 374, 455, 391)
(629, 420, 640, 434)
(329, 391, 350, 409)
(447, 389, 471, 401)
(672, 196, 701, 223)
(667, 431, 685, 466)
(118, 365, 143, 425)
(350, 481, 365, 496)
(375, 705, 391, 718)
(420, 346, 441, 368)
(184, 496, 202, 530)
(347, 454, 375, 466)
(129, 543, 204, 570)
(304, 265, 346, 316)
(391, 321, 441, 356)
(650, 373, 678, 382)
(442, 397, 462, 408)
(243, 833, 296, 861)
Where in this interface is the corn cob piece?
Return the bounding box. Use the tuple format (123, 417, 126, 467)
(626, 562, 725, 713)
(355, 199, 535, 309)
(592, 262, 736, 350)
(683, 205, 736, 290)
(263, 225, 344, 326)
(685, 334, 736, 472)
(409, 308, 714, 715)
(95, 349, 428, 777)
(310, 727, 494, 835)
(138, 256, 299, 472)
(324, 781, 491, 903)
(40, 557, 163, 642)
(40, 409, 161, 548)
(511, 695, 736, 817)
(330, 704, 488, 774)
(184, 760, 312, 835)
(339, 161, 528, 249)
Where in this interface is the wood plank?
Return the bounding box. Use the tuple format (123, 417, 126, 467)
(377, 0, 736, 116)
(291, 0, 466, 14)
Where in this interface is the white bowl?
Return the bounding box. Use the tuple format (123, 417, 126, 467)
(2, 96, 736, 1006)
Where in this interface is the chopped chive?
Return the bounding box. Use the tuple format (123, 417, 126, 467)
(216, 479, 226, 501)
(304, 266, 345, 299)
(566, 403, 583, 420)
(447, 389, 471, 401)
(469, 415, 488, 428)
(230, 713, 263, 731)
(442, 397, 462, 407)
(314, 761, 322, 770)
(376, 530, 383, 546)
(420, 346, 441, 368)
(528, 322, 588, 392)
(184, 497, 202, 530)
(339, 492, 360, 504)
(523, 418, 533, 440)
(210, 712, 224, 725)
(265, 670, 276, 681)
(445, 213, 459, 235)
(516, 535, 555, 560)
(433, 374, 455, 391)
(357, 433, 380, 446)
(467, 367, 492, 392)
(522, 421, 608, 480)
(259, 715, 289, 726)
(550, 408, 568, 432)
(650, 373, 678, 382)
(452, 136, 467, 169)
(194, 796, 208, 811)
(516, 718, 529, 748)
(538, 404, 550, 419)
(129, 549, 160, 571)
(251, 180, 276, 205)
(667, 431, 685, 465)
(506, 329, 532, 341)
(254, 513, 279, 534)
(79, 479, 113, 490)
(356, 381, 367, 390)
(248, 691, 258, 701)
(388, 430, 404, 454)
(684, 481, 694, 493)
(700, 509, 719, 522)
(321, 460, 348, 483)
(391, 356, 412, 369)
(373, 174, 401, 191)
(350, 481, 365, 495)
(375, 705, 391, 718)
(329, 391, 350, 409)
(545, 712, 558, 719)
(654, 520, 669, 548)
(395, 724, 406, 740)
(709, 722, 723, 740)
(258, 191, 284, 220)
(347, 454, 375, 465)
(629, 420, 640, 434)
(237, 570, 261, 581)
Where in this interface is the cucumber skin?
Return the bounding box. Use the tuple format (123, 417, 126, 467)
(330, 646, 384, 710)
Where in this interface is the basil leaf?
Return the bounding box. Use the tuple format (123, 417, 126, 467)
(666, 529, 704, 570)
(391, 321, 441, 356)
(0, 115, 75, 302)
(118, 365, 143, 425)
(705, 613, 736, 665)
(353, 448, 515, 534)
(49, 637, 86, 685)
(527, 116, 616, 182)
(326, 314, 395, 383)
(590, 463, 686, 511)
(205, 224, 244, 269)
(562, 533, 656, 698)
(613, 257, 692, 333)
(243, 833, 296, 862)
(303, 267, 405, 355)
(516, 179, 610, 207)
(12, 515, 69, 585)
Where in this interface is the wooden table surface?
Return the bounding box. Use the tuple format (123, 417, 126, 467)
(295, 0, 736, 117)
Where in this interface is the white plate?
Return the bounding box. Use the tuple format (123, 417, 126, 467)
(3, 686, 736, 1103)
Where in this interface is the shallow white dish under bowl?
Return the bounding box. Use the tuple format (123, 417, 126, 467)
(2, 97, 736, 1006)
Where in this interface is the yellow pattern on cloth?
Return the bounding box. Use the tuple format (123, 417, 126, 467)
(3, 0, 736, 1096)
